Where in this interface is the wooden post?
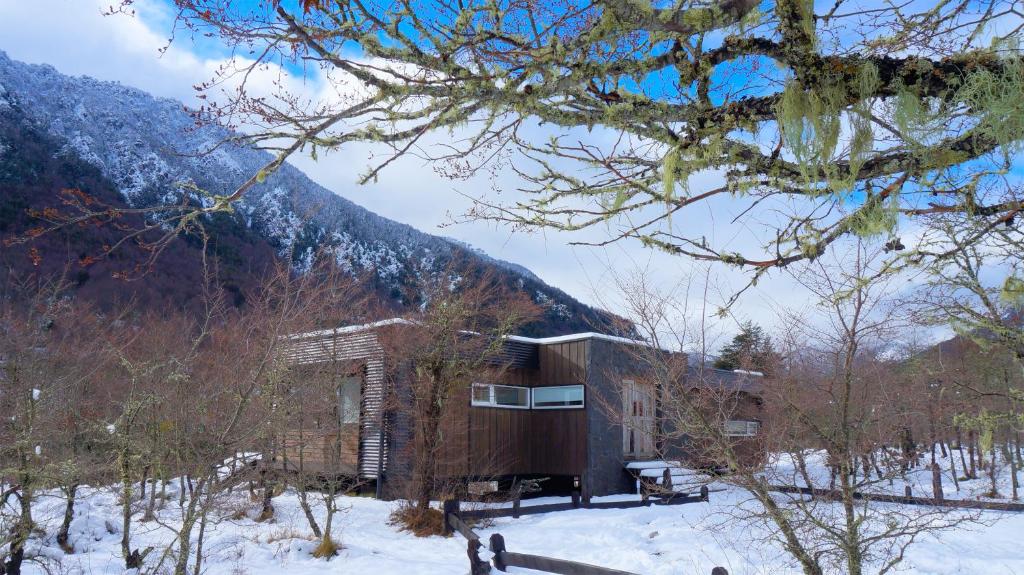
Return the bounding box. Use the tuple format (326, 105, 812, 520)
(571, 490, 580, 508)
(489, 533, 508, 572)
(904, 485, 912, 499)
(931, 462, 944, 502)
(512, 493, 521, 519)
(700, 485, 709, 502)
(468, 538, 489, 575)
(663, 468, 673, 497)
(442, 499, 460, 536)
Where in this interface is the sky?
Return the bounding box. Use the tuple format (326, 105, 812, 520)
(0, 0, 920, 346)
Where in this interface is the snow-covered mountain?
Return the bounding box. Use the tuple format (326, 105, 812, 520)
(0, 51, 614, 335)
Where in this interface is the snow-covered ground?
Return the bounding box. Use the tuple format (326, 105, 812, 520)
(11, 450, 1024, 575)
(768, 448, 1022, 501)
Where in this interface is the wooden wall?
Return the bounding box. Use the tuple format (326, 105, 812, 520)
(463, 341, 590, 479)
(538, 341, 587, 386)
(280, 329, 388, 479)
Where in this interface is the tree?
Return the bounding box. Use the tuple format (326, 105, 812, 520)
(0, 276, 119, 574)
(713, 321, 775, 373)
(100, 0, 1024, 297)
(381, 264, 539, 534)
(913, 216, 1024, 374)
(607, 247, 981, 575)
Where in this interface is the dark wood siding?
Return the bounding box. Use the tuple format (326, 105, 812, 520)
(528, 409, 587, 474)
(463, 343, 590, 478)
(537, 340, 587, 386)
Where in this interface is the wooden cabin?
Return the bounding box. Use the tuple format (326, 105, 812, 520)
(279, 320, 764, 499)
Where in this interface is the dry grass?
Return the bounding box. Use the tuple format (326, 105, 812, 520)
(311, 536, 340, 558)
(389, 503, 448, 537)
(264, 527, 315, 544)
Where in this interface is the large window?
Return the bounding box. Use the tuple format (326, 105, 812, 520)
(532, 385, 585, 409)
(724, 420, 760, 437)
(471, 383, 530, 409)
(338, 375, 361, 424)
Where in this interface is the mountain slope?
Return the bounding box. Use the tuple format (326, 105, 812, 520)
(0, 51, 614, 335)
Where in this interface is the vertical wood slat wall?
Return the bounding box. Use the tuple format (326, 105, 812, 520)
(467, 340, 589, 478)
(282, 330, 387, 479)
(282, 330, 599, 483)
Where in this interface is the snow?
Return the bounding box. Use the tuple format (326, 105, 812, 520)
(768, 449, 1023, 502)
(31, 388, 40, 400)
(11, 478, 1024, 575)
(11, 448, 1024, 575)
(505, 331, 659, 348)
(0, 49, 586, 323)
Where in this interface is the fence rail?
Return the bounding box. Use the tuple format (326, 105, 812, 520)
(769, 484, 1024, 512)
(443, 493, 727, 575)
(459, 486, 709, 521)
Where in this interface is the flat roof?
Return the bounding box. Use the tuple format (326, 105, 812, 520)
(287, 318, 690, 354)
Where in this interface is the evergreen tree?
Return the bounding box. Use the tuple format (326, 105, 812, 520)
(713, 321, 774, 374)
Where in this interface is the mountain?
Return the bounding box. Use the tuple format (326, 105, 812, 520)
(0, 51, 616, 335)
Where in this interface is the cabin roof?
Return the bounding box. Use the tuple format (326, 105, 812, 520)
(288, 318, 657, 348)
(687, 365, 764, 395)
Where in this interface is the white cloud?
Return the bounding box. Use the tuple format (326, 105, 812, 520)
(0, 0, 908, 347)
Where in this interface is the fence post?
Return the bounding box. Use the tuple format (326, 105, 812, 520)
(700, 485, 709, 502)
(663, 468, 673, 495)
(442, 499, 460, 536)
(489, 533, 508, 572)
(512, 493, 521, 519)
(904, 485, 912, 498)
(468, 538, 489, 575)
(571, 490, 581, 508)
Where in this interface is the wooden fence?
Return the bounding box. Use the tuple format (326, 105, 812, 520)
(769, 484, 1024, 513)
(443, 491, 728, 575)
(458, 485, 709, 521)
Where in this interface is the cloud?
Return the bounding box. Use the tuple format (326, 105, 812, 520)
(0, 0, 912, 347)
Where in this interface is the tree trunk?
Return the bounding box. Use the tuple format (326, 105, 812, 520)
(5, 480, 32, 575)
(948, 443, 960, 492)
(57, 483, 78, 553)
(988, 442, 999, 498)
(1003, 441, 1020, 501)
(257, 469, 275, 522)
(794, 451, 815, 492)
(193, 501, 210, 575)
(142, 472, 159, 522)
(298, 486, 322, 539)
(930, 462, 944, 501)
(139, 465, 149, 501)
(967, 430, 977, 479)
(956, 428, 969, 479)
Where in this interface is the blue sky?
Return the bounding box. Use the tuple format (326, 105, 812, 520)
(0, 0, 946, 346)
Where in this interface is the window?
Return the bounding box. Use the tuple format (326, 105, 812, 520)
(724, 420, 760, 437)
(532, 385, 585, 409)
(471, 383, 529, 409)
(338, 376, 361, 424)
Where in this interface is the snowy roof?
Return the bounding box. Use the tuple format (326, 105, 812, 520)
(284, 318, 415, 341)
(688, 365, 764, 395)
(505, 331, 655, 348)
(289, 318, 661, 349)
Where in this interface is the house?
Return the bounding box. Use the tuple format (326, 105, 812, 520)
(278, 320, 764, 499)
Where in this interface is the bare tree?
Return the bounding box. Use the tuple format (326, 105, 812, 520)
(88, 0, 1024, 294)
(381, 263, 539, 535)
(606, 248, 982, 575)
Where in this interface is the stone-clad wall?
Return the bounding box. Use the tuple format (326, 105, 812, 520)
(584, 338, 643, 497)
